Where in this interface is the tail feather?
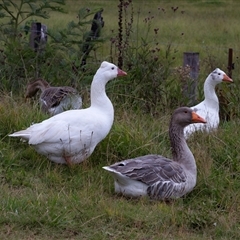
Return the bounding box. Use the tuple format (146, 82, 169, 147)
(102, 166, 116, 173)
(9, 130, 30, 140)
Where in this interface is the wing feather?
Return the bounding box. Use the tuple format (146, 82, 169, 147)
(41, 87, 78, 108)
(108, 154, 187, 199)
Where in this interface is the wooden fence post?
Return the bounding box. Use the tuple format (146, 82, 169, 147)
(227, 48, 233, 78)
(219, 48, 234, 121)
(81, 9, 104, 68)
(29, 22, 47, 77)
(183, 52, 199, 105)
(29, 22, 47, 52)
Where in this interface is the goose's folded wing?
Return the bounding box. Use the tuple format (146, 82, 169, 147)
(41, 87, 78, 108)
(108, 154, 187, 185)
(29, 120, 95, 145)
(106, 154, 187, 198)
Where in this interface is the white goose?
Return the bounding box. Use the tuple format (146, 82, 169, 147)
(103, 107, 206, 200)
(25, 78, 82, 116)
(184, 68, 232, 139)
(9, 61, 127, 164)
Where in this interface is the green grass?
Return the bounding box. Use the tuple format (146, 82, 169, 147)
(0, 91, 240, 239)
(0, 0, 240, 239)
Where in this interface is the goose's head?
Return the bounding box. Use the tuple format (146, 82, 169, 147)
(209, 68, 233, 85)
(96, 61, 127, 83)
(171, 107, 207, 128)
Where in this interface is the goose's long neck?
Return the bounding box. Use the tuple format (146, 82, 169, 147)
(170, 124, 196, 173)
(203, 76, 219, 107)
(90, 75, 114, 117)
(26, 79, 50, 98)
(32, 80, 49, 92)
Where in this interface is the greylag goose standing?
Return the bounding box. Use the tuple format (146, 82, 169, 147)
(184, 68, 232, 139)
(10, 61, 127, 164)
(103, 107, 206, 200)
(25, 78, 82, 116)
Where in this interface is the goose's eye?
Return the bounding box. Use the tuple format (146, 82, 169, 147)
(218, 73, 221, 75)
(111, 67, 114, 70)
(184, 111, 188, 113)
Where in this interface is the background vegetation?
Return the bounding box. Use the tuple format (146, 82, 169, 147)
(0, 0, 239, 239)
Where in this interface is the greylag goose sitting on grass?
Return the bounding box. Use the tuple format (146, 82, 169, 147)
(103, 107, 206, 200)
(184, 68, 233, 139)
(9, 61, 127, 165)
(25, 78, 82, 116)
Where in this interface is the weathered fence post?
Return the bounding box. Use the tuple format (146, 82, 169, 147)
(29, 22, 47, 78)
(81, 9, 104, 68)
(219, 48, 234, 121)
(29, 22, 47, 52)
(183, 52, 199, 105)
(227, 48, 233, 78)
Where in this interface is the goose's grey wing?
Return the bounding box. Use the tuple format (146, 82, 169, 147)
(107, 154, 187, 199)
(41, 87, 78, 108)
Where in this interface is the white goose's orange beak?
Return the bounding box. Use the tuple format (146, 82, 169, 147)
(191, 112, 207, 124)
(117, 68, 127, 77)
(223, 74, 233, 83)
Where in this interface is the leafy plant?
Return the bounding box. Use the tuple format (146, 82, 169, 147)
(0, 0, 105, 93)
(0, 0, 65, 90)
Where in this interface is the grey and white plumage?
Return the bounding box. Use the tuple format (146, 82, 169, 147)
(25, 78, 82, 116)
(10, 61, 127, 164)
(103, 107, 206, 200)
(184, 68, 233, 139)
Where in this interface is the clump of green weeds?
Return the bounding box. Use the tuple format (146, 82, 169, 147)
(0, 0, 104, 92)
(110, 1, 189, 114)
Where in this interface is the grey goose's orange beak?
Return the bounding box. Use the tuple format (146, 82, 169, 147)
(222, 74, 233, 83)
(117, 68, 127, 77)
(191, 112, 207, 124)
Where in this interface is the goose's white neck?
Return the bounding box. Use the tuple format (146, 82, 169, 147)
(90, 75, 114, 118)
(203, 76, 219, 108)
(170, 125, 197, 174)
